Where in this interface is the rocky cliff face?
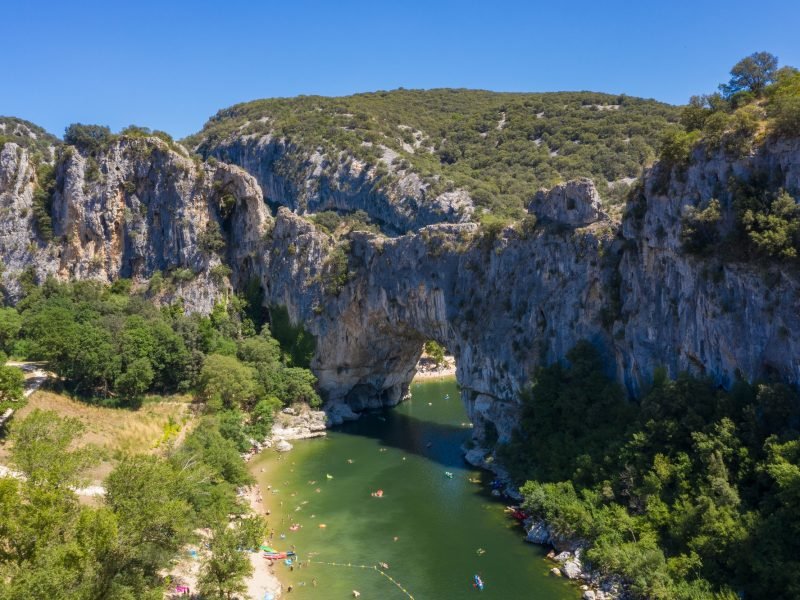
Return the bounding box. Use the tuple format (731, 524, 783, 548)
(201, 135, 473, 234)
(616, 139, 800, 394)
(0, 137, 269, 312)
(255, 140, 800, 441)
(2, 127, 799, 445)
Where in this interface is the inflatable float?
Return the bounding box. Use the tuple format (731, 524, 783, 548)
(473, 574, 484, 590)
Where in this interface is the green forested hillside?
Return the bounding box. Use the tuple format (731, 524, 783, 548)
(188, 89, 680, 218)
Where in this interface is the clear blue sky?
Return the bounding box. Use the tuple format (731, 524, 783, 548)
(4, 0, 799, 139)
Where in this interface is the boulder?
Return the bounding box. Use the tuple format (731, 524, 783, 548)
(553, 551, 572, 563)
(562, 559, 582, 580)
(463, 447, 489, 467)
(275, 439, 293, 452)
(326, 402, 359, 426)
(582, 591, 596, 600)
(525, 520, 552, 545)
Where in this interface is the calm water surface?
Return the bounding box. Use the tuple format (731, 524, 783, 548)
(250, 378, 577, 600)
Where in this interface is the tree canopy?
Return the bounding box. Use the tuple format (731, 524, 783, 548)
(721, 51, 779, 98)
(505, 343, 800, 599)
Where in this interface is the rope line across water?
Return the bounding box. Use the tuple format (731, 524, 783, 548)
(310, 560, 416, 599)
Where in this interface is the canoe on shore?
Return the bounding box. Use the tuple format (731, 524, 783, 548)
(263, 551, 296, 560)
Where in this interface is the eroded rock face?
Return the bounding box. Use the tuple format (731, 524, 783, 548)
(0, 143, 59, 298)
(0, 137, 269, 313)
(2, 127, 799, 448)
(616, 139, 800, 394)
(258, 140, 800, 443)
(203, 135, 474, 234)
(528, 178, 608, 227)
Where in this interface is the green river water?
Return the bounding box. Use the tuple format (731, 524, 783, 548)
(250, 378, 577, 600)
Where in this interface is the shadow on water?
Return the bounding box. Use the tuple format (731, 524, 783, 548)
(334, 407, 475, 470)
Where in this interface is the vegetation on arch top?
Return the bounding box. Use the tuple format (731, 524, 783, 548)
(187, 89, 680, 218)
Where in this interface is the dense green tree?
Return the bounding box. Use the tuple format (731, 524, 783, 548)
(199, 518, 263, 599)
(0, 364, 24, 404)
(198, 353, 259, 411)
(105, 455, 193, 575)
(511, 341, 800, 599)
(423, 340, 446, 365)
(681, 199, 722, 254)
(279, 367, 321, 407)
(741, 190, 800, 258)
(9, 410, 97, 488)
(176, 418, 252, 489)
(115, 357, 155, 404)
(0, 308, 21, 354)
(247, 396, 283, 441)
(721, 52, 779, 98)
(63, 123, 114, 154)
(503, 341, 633, 484)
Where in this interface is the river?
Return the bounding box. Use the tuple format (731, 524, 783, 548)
(249, 377, 577, 599)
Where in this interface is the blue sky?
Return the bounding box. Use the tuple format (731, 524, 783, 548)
(4, 0, 799, 139)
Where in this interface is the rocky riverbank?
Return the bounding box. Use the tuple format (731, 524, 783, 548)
(244, 406, 327, 460)
(463, 446, 626, 600)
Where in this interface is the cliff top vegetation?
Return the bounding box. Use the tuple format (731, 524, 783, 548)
(0, 117, 59, 160)
(187, 89, 680, 219)
(658, 52, 800, 263)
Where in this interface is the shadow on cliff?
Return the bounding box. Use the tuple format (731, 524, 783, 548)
(334, 409, 473, 470)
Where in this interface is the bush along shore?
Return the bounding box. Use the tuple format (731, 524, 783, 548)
(463, 445, 623, 600)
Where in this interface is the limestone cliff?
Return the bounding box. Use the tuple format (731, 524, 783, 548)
(198, 134, 473, 234)
(1, 124, 799, 446)
(0, 136, 269, 312)
(254, 139, 800, 441)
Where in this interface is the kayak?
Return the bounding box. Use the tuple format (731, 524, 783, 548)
(263, 551, 296, 560)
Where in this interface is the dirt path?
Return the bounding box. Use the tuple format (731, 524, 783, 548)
(6, 361, 53, 397)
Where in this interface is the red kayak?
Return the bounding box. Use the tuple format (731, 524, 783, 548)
(263, 551, 296, 560)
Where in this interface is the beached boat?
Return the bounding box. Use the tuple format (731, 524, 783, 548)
(263, 551, 296, 560)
